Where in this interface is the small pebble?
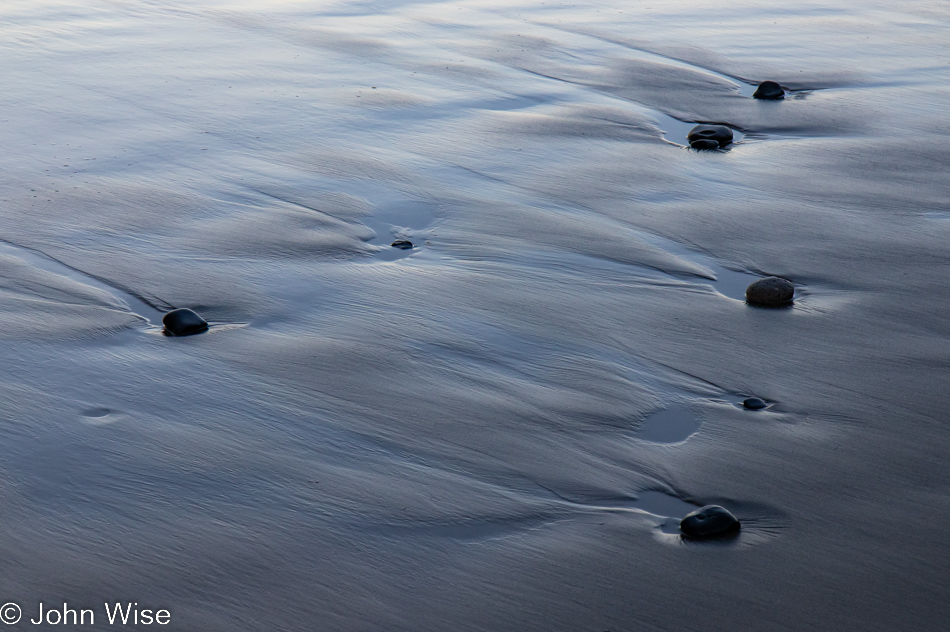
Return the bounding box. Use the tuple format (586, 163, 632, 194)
(687, 124, 733, 148)
(743, 397, 768, 410)
(391, 240, 414, 250)
(745, 276, 794, 306)
(680, 505, 741, 539)
(689, 138, 721, 151)
(753, 80, 785, 100)
(163, 308, 208, 336)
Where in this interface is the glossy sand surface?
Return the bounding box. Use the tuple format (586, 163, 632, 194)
(0, 0, 948, 629)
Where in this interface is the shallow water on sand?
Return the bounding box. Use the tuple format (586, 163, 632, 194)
(0, 0, 949, 630)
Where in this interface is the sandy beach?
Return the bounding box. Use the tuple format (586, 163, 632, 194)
(0, 0, 948, 629)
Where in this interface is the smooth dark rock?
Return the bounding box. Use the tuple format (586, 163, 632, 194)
(753, 80, 785, 100)
(680, 505, 741, 538)
(163, 308, 208, 336)
(743, 397, 768, 410)
(689, 138, 721, 151)
(687, 124, 733, 148)
(745, 276, 794, 306)
(391, 240, 414, 250)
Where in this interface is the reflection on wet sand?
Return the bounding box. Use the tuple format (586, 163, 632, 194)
(0, 0, 948, 630)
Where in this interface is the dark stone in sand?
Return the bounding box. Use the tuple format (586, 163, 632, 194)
(391, 240, 413, 250)
(746, 276, 794, 306)
(687, 125, 733, 148)
(680, 505, 741, 538)
(163, 308, 208, 336)
(743, 397, 768, 410)
(753, 80, 785, 100)
(689, 138, 721, 151)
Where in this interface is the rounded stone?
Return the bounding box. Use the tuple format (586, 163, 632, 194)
(680, 505, 741, 539)
(687, 124, 733, 148)
(745, 276, 794, 306)
(753, 80, 785, 100)
(163, 308, 208, 336)
(391, 240, 414, 250)
(689, 138, 721, 151)
(743, 397, 768, 410)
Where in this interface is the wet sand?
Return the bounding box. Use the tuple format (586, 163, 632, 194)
(0, 0, 949, 629)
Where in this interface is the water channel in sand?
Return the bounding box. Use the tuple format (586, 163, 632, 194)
(0, 0, 948, 630)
